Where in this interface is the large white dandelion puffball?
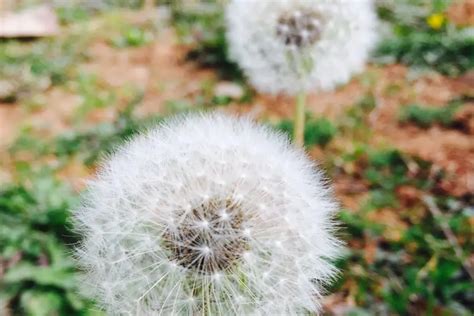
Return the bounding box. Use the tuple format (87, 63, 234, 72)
(226, 0, 378, 95)
(74, 113, 342, 315)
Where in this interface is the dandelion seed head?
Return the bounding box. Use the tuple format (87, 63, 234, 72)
(226, 0, 378, 94)
(74, 113, 341, 315)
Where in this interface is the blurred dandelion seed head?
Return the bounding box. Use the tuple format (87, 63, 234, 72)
(74, 113, 341, 315)
(226, 0, 378, 94)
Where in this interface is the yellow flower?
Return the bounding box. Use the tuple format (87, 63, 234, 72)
(427, 13, 445, 30)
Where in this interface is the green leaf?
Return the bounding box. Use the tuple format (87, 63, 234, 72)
(275, 117, 336, 147)
(4, 263, 76, 289)
(20, 290, 63, 316)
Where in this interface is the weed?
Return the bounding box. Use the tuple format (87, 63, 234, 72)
(276, 116, 337, 147)
(172, 2, 242, 80)
(375, 30, 474, 76)
(399, 101, 463, 128)
(0, 170, 102, 315)
(111, 26, 153, 48)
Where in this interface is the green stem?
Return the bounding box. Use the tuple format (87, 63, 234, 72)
(293, 91, 306, 147)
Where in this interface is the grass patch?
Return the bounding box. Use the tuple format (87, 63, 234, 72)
(0, 32, 90, 102)
(10, 94, 160, 166)
(334, 145, 473, 315)
(276, 116, 337, 147)
(375, 29, 474, 76)
(0, 171, 102, 315)
(172, 2, 242, 80)
(111, 26, 153, 48)
(399, 101, 463, 128)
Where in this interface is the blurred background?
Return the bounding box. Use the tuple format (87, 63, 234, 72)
(0, 0, 473, 315)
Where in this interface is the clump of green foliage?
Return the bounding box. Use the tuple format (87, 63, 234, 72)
(374, 0, 474, 76)
(111, 26, 153, 48)
(56, 5, 93, 24)
(54, 106, 160, 165)
(166, 80, 253, 114)
(337, 93, 377, 143)
(0, 33, 89, 102)
(172, 2, 242, 80)
(55, 0, 154, 24)
(335, 146, 473, 315)
(0, 171, 101, 315)
(399, 101, 462, 128)
(276, 116, 337, 147)
(10, 96, 160, 166)
(375, 30, 474, 76)
(331, 91, 473, 314)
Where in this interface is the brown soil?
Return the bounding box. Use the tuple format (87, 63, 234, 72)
(82, 30, 215, 118)
(0, 104, 22, 149)
(447, 0, 474, 26)
(368, 67, 474, 196)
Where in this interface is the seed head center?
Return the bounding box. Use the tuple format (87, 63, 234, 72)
(163, 198, 248, 274)
(276, 10, 323, 48)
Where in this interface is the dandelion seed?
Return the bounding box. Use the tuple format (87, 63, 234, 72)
(74, 113, 341, 315)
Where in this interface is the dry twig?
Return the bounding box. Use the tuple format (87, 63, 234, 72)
(423, 195, 474, 280)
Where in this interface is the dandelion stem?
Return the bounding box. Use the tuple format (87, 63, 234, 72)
(293, 91, 306, 147)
